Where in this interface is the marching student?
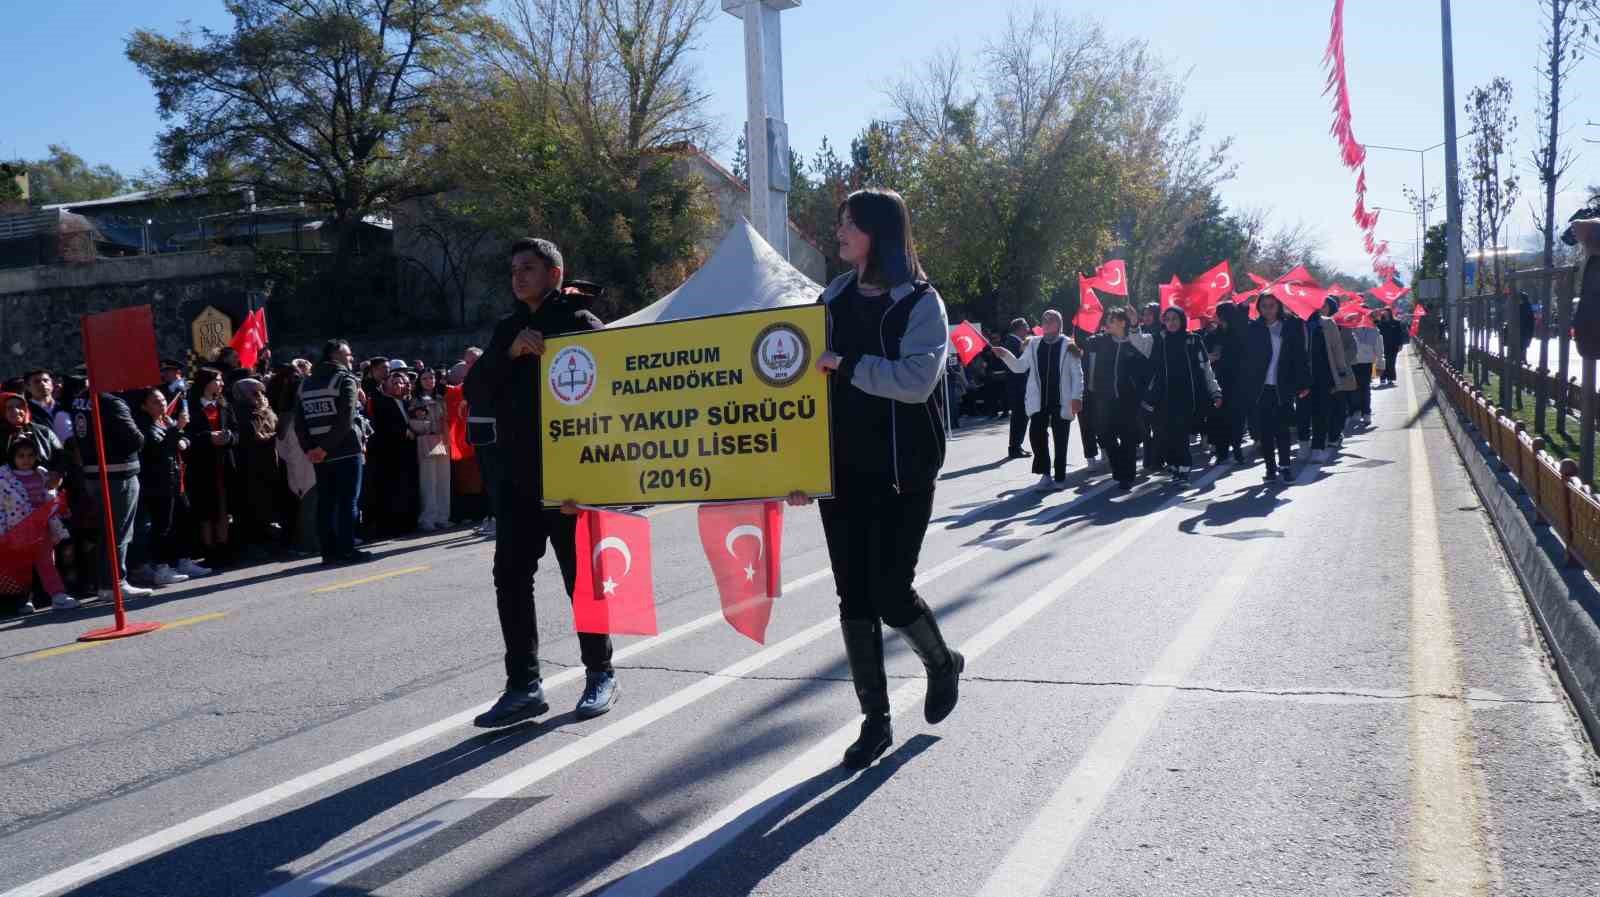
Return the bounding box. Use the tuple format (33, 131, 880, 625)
(466, 237, 617, 729)
(1207, 302, 1247, 465)
(1306, 297, 1357, 462)
(1375, 307, 1408, 386)
(1143, 307, 1222, 481)
(1084, 308, 1152, 490)
(991, 310, 1085, 490)
(1240, 294, 1311, 483)
(1000, 318, 1031, 459)
(1349, 317, 1383, 428)
(790, 188, 964, 771)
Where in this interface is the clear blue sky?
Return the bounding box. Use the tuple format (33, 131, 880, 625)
(5, 1, 1595, 278)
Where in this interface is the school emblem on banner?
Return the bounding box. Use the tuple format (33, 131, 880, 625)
(751, 323, 809, 388)
(548, 345, 599, 406)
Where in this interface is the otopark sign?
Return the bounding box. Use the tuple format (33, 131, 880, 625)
(540, 305, 834, 506)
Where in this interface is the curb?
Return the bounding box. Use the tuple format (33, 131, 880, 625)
(1420, 360, 1600, 749)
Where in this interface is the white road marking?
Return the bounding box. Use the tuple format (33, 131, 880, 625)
(2, 467, 1116, 897)
(969, 541, 1270, 897)
(259, 548, 987, 896)
(1404, 363, 1492, 896)
(589, 464, 1234, 897)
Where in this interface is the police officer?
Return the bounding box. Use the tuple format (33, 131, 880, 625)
(466, 237, 618, 728)
(297, 339, 370, 565)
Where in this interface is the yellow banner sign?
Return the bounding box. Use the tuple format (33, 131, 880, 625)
(540, 305, 834, 506)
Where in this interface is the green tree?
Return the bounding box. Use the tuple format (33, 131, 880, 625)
(127, 0, 481, 291)
(3, 145, 130, 206)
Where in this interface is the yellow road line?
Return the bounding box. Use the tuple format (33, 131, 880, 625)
(1406, 364, 1492, 896)
(17, 611, 228, 663)
(311, 565, 431, 594)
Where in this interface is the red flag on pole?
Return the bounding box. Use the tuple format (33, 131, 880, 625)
(1371, 277, 1410, 306)
(1411, 303, 1427, 337)
(1196, 261, 1234, 303)
(948, 321, 990, 366)
(230, 308, 269, 370)
(697, 501, 784, 644)
(572, 508, 657, 636)
(1334, 299, 1375, 329)
(1085, 259, 1128, 296)
(1266, 267, 1325, 318)
(1158, 275, 1183, 311)
(1076, 276, 1104, 333)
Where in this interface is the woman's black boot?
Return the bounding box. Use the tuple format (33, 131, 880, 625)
(840, 620, 893, 769)
(897, 612, 964, 724)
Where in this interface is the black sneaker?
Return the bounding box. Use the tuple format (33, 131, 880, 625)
(340, 549, 376, 565)
(473, 687, 550, 728)
(575, 671, 619, 720)
(1264, 467, 1279, 483)
(1280, 468, 1295, 484)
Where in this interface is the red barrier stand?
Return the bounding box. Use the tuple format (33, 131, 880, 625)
(76, 309, 163, 642)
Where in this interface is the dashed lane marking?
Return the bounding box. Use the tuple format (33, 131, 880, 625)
(311, 565, 431, 594)
(16, 612, 229, 663)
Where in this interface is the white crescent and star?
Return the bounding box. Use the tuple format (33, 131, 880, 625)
(726, 525, 764, 583)
(1104, 267, 1122, 287)
(1212, 272, 1231, 290)
(593, 536, 632, 595)
(956, 336, 974, 354)
(1284, 282, 1305, 297)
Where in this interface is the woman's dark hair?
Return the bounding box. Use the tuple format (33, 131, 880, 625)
(266, 364, 303, 420)
(1258, 292, 1283, 321)
(1104, 308, 1132, 328)
(839, 188, 924, 286)
(132, 388, 165, 413)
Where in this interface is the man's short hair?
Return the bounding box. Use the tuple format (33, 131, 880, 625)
(321, 339, 350, 362)
(1009, 318, 1029, 332)
(510, 237, 564, 285)
(23, 369, 50, 382)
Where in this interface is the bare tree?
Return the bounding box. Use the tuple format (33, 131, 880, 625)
(479, 0, 717, 160)
(1464, 77, 1521, 290)
(1530, 0, 1584, 286)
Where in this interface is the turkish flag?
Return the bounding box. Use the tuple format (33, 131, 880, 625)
(949, 321, 989, 366)
(698, 501, 784, 644)
(1076, 276, 1104, 333)
(230, 308, 269, 370)
(1334, 299, 1374, 329)
(572, 508, 657, 636)
(1267, 267, 1325, 319)
(1371, 277, 1410, 306)
(1158, 275, 1184, 311)
(1086, 259, 1128, 296)
(444, 384, 473, 461)
(1411, 303, 1427, 337)
(1196, 261, 1234, 302)
(82, 306, 159, 394)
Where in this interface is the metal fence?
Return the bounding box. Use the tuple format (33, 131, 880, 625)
(1446, 265, 1595, 480)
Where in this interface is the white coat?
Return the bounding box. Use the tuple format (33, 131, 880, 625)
(997, 336, 1085, 420)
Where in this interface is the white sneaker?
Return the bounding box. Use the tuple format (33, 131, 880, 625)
(98, 581, 154, 601)
(152, 565, 190, 586)
(1361, 414, 1372, 426)
(177, 559, 214, 577)
(477, 519, 497, 537)
(50, 594, 79, 611)
(1034, 474, 1057, 491)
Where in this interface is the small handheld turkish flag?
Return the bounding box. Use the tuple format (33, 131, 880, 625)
(1076, 276, 1104, 332)
(698, 501, 784, 644)
(1158, 275, 1183, 311)
(949, 321, 989, 366)
(1334, 299, 1375, 329)
(572, 508, 657, 636)
(82, 307, 160, 394)
(1196, 261, 1233, 303)
(1411, 303, 1427, 337)
(1371, 278, 1410, 306)
(230, 308, 269, 370)
(1087, 259, 1128, 296)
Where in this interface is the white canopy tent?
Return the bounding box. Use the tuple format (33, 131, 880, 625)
(610, 218, 823, 327)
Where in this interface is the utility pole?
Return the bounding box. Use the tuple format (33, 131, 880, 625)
(724, 0, 798, 257)
(1441, 0, 1468, 367)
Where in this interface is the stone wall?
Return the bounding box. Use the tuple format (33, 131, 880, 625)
(0, 250, 263, 375)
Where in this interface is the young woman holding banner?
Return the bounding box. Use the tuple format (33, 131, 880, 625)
(788, 188, 964, 771)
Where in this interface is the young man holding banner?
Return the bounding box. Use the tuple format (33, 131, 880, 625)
(465, 237, 618, 728)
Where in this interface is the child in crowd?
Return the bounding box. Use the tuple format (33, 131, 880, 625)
(1, 438, 77, 611)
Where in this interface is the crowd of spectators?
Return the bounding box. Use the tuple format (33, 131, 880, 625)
(0, 343, 494, 617)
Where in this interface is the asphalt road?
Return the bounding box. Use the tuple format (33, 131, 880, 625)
(2, 354, 1598, 897)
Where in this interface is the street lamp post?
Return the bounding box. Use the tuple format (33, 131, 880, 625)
(724, 0, 799, 258)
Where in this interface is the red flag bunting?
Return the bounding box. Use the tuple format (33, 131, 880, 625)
(949, 322, 990, 366)
(697, 501, 784, 644)
(572, 508, 657, 636)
